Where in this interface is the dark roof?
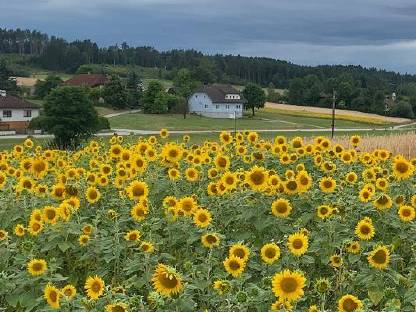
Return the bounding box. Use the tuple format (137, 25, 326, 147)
(64, 74, 108, 87)
(0, 95, 40, 109)
(195, 84, 246, 104)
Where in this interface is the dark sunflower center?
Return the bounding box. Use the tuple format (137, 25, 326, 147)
(49, 290, 58, 302)
(342, 298, 358, 311)
(280, 277, 298, 293)
(396, 162, 409, 173)
(159, 273, 178, 289)
(360, 225, 370, 235)
(229, 260, 241, 270)
(233, 248, 246, 258)
(91, 281, 101, 293)
(32, 262, 43, 271)
(250, 171, 265, 185)
(265, 248, 276, 258)
(205, 235, 217, 244)
(292, 239, 303, 249)
(372, 250, 387, 264)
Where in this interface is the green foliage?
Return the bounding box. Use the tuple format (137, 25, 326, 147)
(143, 81, 166, 113)
(29, 86, 102, 148)
(390, 102, 415, 119)
(173, 68, 201, 98)
(102, 75, 128, 109)
(34, 75, 62, 99)
(0, 59, 18, 94)
(243, 84, 266, 116)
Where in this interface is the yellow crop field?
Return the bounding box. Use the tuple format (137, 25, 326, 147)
(0, 131, 415, 311)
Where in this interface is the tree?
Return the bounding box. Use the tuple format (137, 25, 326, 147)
(102, 75, 128, 109)
(126, 71, 142, 108)
(390, 102, 414, 119)
(243, 83, 266, 116)
(192, 58, 216, 84)
(173, 68, 200, 98)
(142, 81, 165, 113)
(0, 59, 18, 94)
(29, 87, 102, 149)
(288, 78, 304, 105)
(34, 75, 62, 99)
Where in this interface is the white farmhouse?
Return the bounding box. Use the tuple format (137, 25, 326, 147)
(188, 84, 245, 118)
(0, 90, 40, 133)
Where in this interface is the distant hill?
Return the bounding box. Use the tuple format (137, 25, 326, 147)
(1, 28, 416, 118)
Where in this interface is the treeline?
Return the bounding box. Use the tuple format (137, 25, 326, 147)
(2, 28, 416, 88)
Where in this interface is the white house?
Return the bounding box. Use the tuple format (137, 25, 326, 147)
(0, 90, 40, 133)
(188, 84, 246, 118)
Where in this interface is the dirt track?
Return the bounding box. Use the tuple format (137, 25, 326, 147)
(265, 102, 411, 124)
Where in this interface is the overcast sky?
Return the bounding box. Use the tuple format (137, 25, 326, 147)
(2, 0, 416, 73)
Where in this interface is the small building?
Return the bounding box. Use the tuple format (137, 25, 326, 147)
(0, 91, 40, 133)
(188, 84, 245, 118)
(64, 74, 108, 88)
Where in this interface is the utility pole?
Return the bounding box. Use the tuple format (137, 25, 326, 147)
(234, 111, 237, 136)
(331, 89, 336, 138)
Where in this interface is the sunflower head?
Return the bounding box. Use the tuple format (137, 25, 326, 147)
(272, 269, 306, 302)
(151, 264, 183, 297)
(84, 275, 105, 300)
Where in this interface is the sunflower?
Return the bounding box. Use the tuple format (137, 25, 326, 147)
(160, 128, 169, 138)
(193, 209, 212, 228)
(214, 154, 230, 171)
(140, 241, 155, 253)
(14, 224, 25, 237)
(44, 284, 61, 309)
(319, 177, 336, 193)
(0, 171, 7, 189)
(373, 194, 392, 210)
(168, 168, 180, 180)
(346, 241, 361, 254)
(219, 131, 233, 145)
(85, 186, 101, 204)
(106, 302, 128, 312)
(345, 172, 357, 184)
(126, 180, 149, 201)
(284, 179, 299, 195)
(411, 194, 416, 208)
(161, 143, 183, 163)
(213, 280, 231, 295)
(0, 229, 8, 241)
(85, 275, 105, 300)
(201, 233, 220, 248)
(31, 158, 48, 178)
(152, 264, 183, 297)
(223, 255, 246, 277)
(260, 243, 281, 264)
(330, 255, 343, 268)
(287, 232, 308, 257)
(130, 202, 149, 222)
(272, 270, 306, 302)
(308, 305, 320, 312)
(398, 205, 415, 222)
(375, 178, 389, 191)
(271, 198, 292, 218)
(79, 234, 90, 246)
(61, 284, 77, 299)
(337, 294, 363, 312)
(245, 166, 268, 191)
(316, 205, 333, 219)
(221, 171, 238, 190)
(185, 167, 199, 182)
(28, 219, 44, 236)
(392, 157, 414, 180)
(229, 243, 250, 261)
(368, 245, 390, 270)
(355, 218, 375, 240)
(179, 196, 197, 216)
(358, 188, 373, 202)
(27, 259, 47, 276)
(124, 229, 141, 241)
(296, 171, 312, 192)
(271, 298, 293, 311)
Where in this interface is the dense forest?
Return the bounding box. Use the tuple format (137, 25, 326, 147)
(1, 28, 416, 117)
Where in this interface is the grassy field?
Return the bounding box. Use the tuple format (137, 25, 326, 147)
(108, 109, 386, 131)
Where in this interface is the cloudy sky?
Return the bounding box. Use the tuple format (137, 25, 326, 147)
(2, 0, 416, 73)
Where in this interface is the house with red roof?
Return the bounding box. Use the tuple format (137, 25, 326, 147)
(64, 74, 108, 88)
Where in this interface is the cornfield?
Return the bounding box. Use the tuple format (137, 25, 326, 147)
(0, 130, 415, 312)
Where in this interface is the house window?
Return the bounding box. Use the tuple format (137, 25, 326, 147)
(215, 105, 219, 109)
(195, 95, 198, 98)
(226, 105, 230, 109)
(24, 110, 32, 117)
(204, 104, 208, 108)
(3, 110, 12, 118)
(236, 105, 240, 109)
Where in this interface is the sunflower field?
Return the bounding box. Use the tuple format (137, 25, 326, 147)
(0, 130, 415, 312)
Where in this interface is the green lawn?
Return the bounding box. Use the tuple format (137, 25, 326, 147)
(108, 110, 382, 131)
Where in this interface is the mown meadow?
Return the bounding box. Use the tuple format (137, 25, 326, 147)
(0, 131, 415, 311)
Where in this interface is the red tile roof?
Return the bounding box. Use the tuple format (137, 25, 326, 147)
(64, 74, 108, 87)
(0, 95, 40, 109)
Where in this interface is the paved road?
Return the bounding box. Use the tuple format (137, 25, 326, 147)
(103, 109, 141, 118)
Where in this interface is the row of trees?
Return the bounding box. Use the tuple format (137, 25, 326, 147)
(2, 28, 416, 89)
